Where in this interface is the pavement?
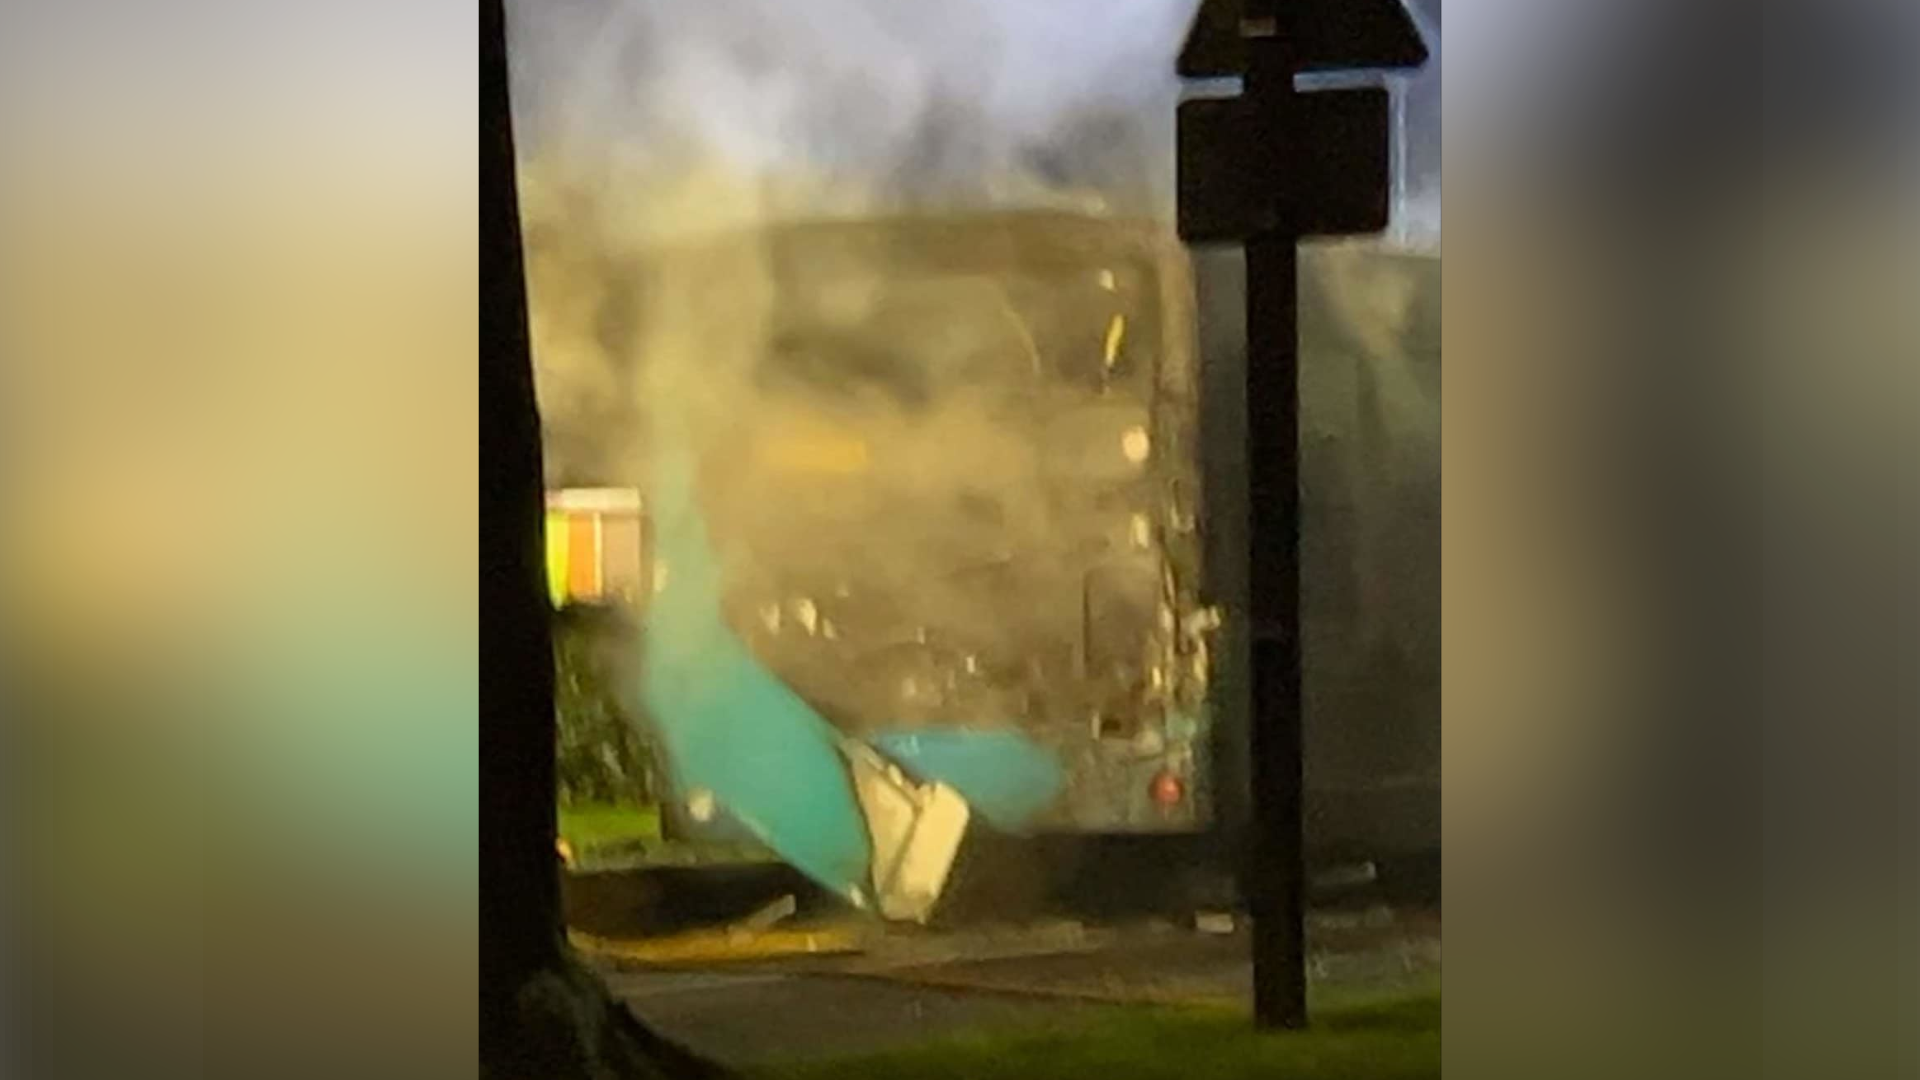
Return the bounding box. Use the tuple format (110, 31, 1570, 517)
(584, 907, 1440, 1067)
(603, 967, 1112, 1064)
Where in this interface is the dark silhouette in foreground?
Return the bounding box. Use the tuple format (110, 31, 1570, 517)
(480, 1, 719, 1075)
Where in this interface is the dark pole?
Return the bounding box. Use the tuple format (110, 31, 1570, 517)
(1241, 22, 1307, 1031)
(479, 0, 564, 1046)
(1177, 0, 1424, 1035)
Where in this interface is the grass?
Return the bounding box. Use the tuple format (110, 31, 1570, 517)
(752, 985, 1439, 1080)
(556, 802, 783, 870)
(557, 802, 662, 850)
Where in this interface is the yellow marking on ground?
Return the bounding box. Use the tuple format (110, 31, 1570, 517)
(570, 926, 863, 966)
(1104, 313, 1126, 369)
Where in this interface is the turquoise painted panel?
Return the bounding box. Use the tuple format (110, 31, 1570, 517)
(636, 446, 873, 905)
(866, 728, 1064, 832)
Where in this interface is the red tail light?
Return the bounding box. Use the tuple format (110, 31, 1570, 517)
(1150, 769, 1185, 807)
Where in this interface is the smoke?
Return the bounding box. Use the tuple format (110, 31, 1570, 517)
(506, 0, 1197, 221)
(508, 0, 1201, 481)
(1296, 241, 1442, 797)
(512, 1, 1210, 809)
(614, 215, 1198, 747)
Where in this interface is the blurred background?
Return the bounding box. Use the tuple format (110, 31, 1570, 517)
(0, 0, 1914, 1077)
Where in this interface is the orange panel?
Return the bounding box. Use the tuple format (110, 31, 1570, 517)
(566, 514, 599, 602)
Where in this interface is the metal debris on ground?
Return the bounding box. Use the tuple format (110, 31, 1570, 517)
(570, 924, 862, 967)
(729, 894, 799, 938)
(1193, 911, 1236, 935)
(1310, 861, 1378, 890)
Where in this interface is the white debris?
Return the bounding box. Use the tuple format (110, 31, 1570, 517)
(1130, 512, 1153, 549)
(1194, 911, 1236, 935)
(793, 597, 820, 635)
(1183, 606, 1223, 636)
(730, 894, 799, 937)
(845, 742, 969, 924)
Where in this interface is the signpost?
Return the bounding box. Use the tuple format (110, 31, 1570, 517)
(1175, 0, 1427, 1030)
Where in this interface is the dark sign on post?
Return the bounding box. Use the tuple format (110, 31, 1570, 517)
(1178, 89, 1394, 244)
(1180, 0, 1429, 77)
(1175, 0, 1427, 1032)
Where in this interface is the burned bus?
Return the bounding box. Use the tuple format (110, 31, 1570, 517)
(543, 210, 1217, 917)
(541, 213, 1440, 918)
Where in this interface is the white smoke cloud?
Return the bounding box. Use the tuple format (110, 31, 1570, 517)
(508, 0, 1205, 485)
(505, 0, 1200, 223)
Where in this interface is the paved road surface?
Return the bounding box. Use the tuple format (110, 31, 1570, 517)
(596, 910, 1439, 1066)
(606, 968, 1110, 1065)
